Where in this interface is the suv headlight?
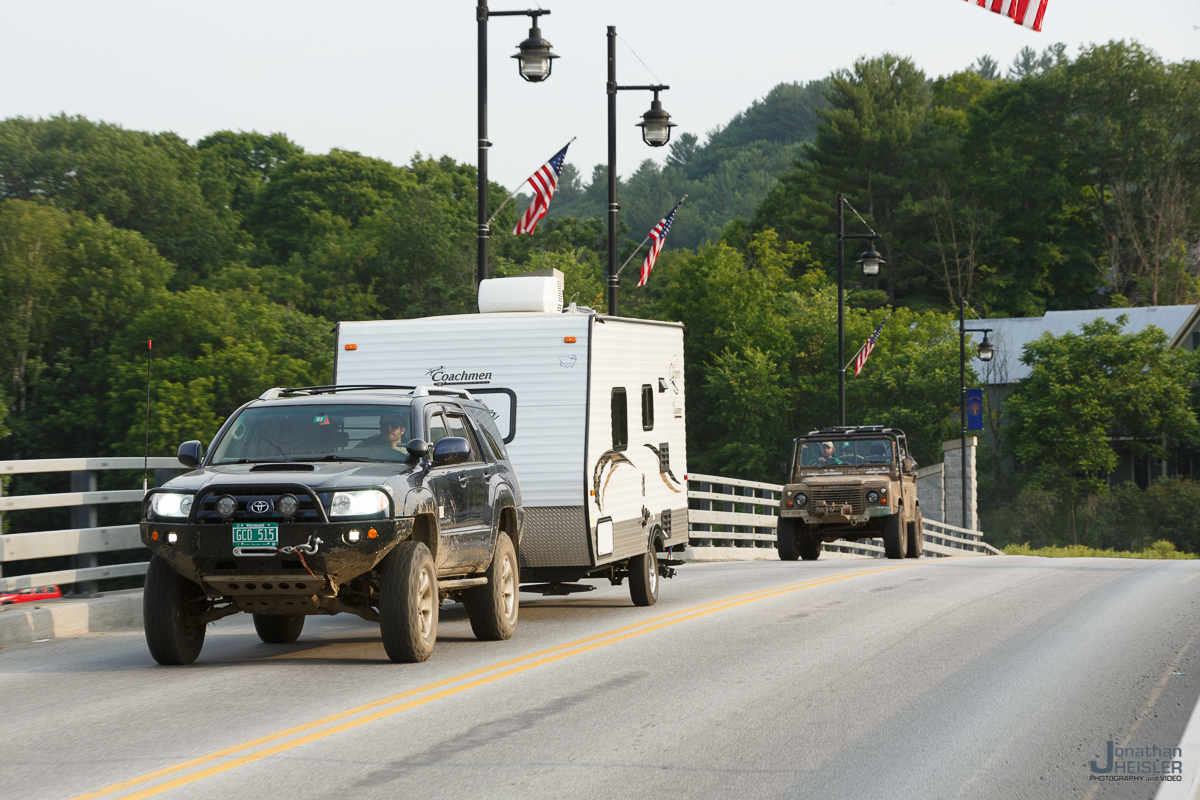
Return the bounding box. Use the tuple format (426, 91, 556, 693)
(150, 493, 193, 519)
(330, 490, 389, 518)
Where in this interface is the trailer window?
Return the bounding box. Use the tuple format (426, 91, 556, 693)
(641, 384, 654, 431)
(611, 388, 628, 451)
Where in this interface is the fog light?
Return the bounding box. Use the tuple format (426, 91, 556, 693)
(277, 494, 299, 517)
(167, 532, 178, 544)
(347, 530, 361, 543)
(216, 495, 237, 519)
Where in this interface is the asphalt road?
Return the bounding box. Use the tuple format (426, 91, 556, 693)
(4, 555, 1200, 800)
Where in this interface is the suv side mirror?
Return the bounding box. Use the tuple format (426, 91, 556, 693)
(177, 440, 204, 469)
(432, 437, 471, 467)
(405, 438, 430, 458)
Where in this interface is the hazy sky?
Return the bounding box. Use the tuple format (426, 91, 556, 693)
(2, 1, 1197, 191)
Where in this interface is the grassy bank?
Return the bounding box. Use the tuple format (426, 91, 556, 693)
(1003, 541, 1197, 559)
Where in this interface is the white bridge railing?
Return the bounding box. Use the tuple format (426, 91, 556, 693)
(0, 460, 1000, 596)
(685, 473, 1002, 559)
(1, 458, 180, 594)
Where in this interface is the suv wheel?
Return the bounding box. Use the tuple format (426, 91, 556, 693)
(882, 511, 907, 559)
(380, 541, 438, 663)
(464, 532, 519, 641)
(143, 554, 207, 665)
(777, 517, 800, 561)
(799, 535, 822, 561)
(906, 509, 924, 559)
(629, 543, 659, 606)
(253, 613, 305, 643)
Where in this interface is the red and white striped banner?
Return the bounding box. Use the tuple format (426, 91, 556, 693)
(965, 0, 1048, 32)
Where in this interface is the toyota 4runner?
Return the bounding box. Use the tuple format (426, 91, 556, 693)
(776, 426, 923, 561)
(141, 385, 523, 665)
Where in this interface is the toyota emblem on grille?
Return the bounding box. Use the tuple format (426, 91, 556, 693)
(250, 500, 271, 514)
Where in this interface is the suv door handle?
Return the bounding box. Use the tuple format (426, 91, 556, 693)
(458, 473, 471, 484)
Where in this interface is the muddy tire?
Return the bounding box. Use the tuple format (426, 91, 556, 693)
(777, 517, 800, 561)
(882, 512, 907, 559)
(906, 509, 924, 559)
(629, 544, 660, 606)
(464, 532, 519, 641)
(253, 613, 305, 643)
(380, 541, 438, 663)
(143, 554, 207, 665)
(799, 535, 823, 561)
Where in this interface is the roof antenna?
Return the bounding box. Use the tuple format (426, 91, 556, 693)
(143, 339, 152, 497)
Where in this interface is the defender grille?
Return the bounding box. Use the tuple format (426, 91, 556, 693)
(194, 487, 330, 523)
(810, 487, 865, 515)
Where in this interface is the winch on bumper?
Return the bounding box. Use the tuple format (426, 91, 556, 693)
(140, 518, 414, 612)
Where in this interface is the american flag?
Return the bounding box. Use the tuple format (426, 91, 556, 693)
(964, 0, 1048, 32)
(512, 142, 571, 235)
(852, 315, 891, 377)
(637, 199, 684, 287)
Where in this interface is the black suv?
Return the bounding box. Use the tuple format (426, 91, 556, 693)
(140, 385, 523, 665)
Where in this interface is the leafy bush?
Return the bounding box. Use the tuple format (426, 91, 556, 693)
(1003, 540, 1195, 559)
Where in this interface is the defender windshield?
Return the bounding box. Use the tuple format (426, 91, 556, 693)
(209, 405, 413, 464)
(798, 438, 894, 468)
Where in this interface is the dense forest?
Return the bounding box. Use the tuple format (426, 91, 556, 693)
(2, 40, 1199, 552)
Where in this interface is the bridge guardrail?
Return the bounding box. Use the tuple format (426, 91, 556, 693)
(685, 473, 1000, 559)
(0, 458, 180, 594)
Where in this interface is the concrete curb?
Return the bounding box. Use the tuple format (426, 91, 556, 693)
(0, 589, 142, 647)
(682, 546, 871, 562)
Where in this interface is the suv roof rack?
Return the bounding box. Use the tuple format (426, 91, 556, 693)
(805, 425, 891, 436)
(257, 384, 476, 401)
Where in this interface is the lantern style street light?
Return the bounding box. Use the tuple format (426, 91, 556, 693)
(607, 25, 676, 316)
(477, 4, 559, 285)
(836, 193, 886, 426)
(959, 296, 995, 531)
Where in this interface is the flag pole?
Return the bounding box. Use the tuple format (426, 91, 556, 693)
(487, 137, 576, 225)
(615, 195, 687, 277)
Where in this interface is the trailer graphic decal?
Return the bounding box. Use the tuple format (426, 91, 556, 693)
(643, 443, 683, 493)
(425, 366, 493, 385)
(592, 450, 635, 512)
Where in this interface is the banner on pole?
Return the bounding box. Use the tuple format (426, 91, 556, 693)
(966, 388, 984, 430)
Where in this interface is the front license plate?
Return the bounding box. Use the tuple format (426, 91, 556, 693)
(232, 523, 278, 547)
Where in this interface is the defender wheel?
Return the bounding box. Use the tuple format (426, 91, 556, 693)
(906, 510, 924, 559)
(253, 613, 305, 643)
(380, 541, 438, 663)
(464, 532, 519, 641)
(777, 517, 800, 561)
(629, 544, 660, 606)
(882, 512, 907, 559)
(143, 554, 207, 665)
(799, 536, 823, 561)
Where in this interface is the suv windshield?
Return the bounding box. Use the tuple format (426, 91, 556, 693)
(210, 404, 413, 464)
(798, 438, 894, 468)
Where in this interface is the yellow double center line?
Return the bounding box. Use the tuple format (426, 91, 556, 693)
(74, 558, 944, 800)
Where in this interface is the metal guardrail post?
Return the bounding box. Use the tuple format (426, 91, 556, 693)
(70, 470, 99, 597)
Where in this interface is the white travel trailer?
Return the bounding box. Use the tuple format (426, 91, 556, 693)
(333, 272, 688, 605)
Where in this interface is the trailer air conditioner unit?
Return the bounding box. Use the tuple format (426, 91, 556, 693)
(478, 269, 564, 314)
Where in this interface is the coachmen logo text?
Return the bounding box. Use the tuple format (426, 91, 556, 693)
(426, 366, 493, 386)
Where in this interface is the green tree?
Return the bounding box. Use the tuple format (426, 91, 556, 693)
(1006, 316, 1200, 541)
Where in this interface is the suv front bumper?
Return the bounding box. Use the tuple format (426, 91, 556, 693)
(140, 518, 415, 589)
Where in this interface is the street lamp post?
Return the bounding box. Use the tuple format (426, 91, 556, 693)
(477, 3, 559, 285)
(959, 296, 994, 531)
(835, 194, 884, 426)
(607, 26, 676, 317)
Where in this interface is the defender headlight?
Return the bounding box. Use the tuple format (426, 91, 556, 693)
(867, 491, 880, 504)
(795, 493, 807, 506)
(150, 493, 193, 520)
(330, 490, 389, 518)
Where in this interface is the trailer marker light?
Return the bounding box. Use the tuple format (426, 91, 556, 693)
(344, 344, 358, 351)
(564, 336, 576, 343)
